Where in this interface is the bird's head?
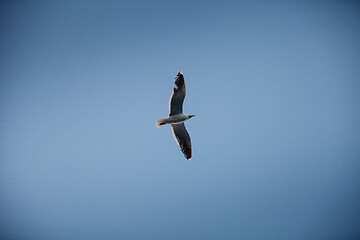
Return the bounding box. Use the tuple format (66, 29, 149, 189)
(188, 114, 196, 119)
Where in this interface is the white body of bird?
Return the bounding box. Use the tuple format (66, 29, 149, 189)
(156, 113, 194, 128)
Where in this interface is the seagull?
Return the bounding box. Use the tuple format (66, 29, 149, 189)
(156, 71, 195, 160)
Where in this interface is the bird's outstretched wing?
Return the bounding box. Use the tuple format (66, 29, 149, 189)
(169, 71, 186, 116)
(171, 123, 192, 160)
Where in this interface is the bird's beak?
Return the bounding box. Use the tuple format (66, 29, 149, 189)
(190, 115, 196, 118)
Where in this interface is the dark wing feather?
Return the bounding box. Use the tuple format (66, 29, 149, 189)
(169, 72, 186, 116)
(171, 123, 192, 160)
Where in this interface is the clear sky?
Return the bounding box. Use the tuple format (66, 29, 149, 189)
(1, 1, 360, 239)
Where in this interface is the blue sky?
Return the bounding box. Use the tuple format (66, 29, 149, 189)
(1, 1, 360, 239)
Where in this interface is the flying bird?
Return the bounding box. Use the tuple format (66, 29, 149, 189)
(156, 71, 195, 160)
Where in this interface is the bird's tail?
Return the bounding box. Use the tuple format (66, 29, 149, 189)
(156, 118, 168, 128)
